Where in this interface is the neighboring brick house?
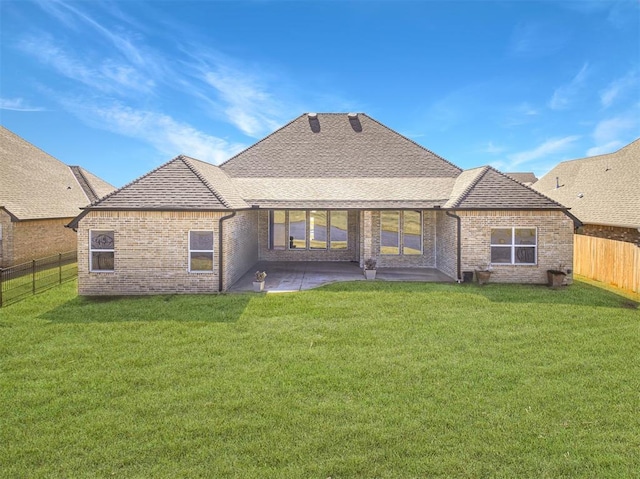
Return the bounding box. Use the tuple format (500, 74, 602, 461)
(533, 139, 640, 244)
(0, 126, 115, 267)
(70, 113, 577, 295)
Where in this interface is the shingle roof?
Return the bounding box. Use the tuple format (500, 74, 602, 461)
(220, 113, 462, 178)
(533, 139, 640, 228)
(90, 156, 248, 210)
(445, 166, 564, 209)
(0, 126, 115, 220)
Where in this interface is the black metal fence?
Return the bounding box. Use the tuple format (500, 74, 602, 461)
(0, 251, 77, 307)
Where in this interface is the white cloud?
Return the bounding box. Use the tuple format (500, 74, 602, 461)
(63, 98, 245, 164)
(593, 115, 636, 144)
(0, 97, 45, 111)
(483, 142, 506, 154)
(549, 63, 589, 110)
(508, 136, 581, 166)
(204, 67, 284, 138)
(600, 71, 639, 108)
(586, 141, 623, 156)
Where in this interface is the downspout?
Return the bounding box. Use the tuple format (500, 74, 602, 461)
(445, 211, 462, 283)
(218, 211, 237, 292)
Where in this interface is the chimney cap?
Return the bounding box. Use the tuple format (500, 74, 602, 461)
(307, 112, 317, 119)
(348, 112, 358, 119)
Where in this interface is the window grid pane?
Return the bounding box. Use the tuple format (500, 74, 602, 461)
(330, 211, 348, 250)
(403, 211, 422, 255)
(189, 231, 214, 272)
(309, 210, 328, 250)
(381, 211, 400, 255)
(289, 211, 306, 249)
(90, 230, 114, 271)
(269, 210, 286, 250)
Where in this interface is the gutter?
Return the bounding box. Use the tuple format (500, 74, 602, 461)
(445, 211, 462, 283)
(218, 211, 237, 292)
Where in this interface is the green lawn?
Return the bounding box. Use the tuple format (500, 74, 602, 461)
(1, 280, 638, 478)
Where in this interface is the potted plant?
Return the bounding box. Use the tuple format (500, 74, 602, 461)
(547, 264, 566, 288)
(475, 264, 492, 285)
(364, 258, 377, 280)
(253, 270, 267, 292)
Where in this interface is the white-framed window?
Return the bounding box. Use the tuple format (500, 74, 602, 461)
(89, 230, 115, 272)
(490, 227, 537, 265)
(380, 211, 423, 255)
(268, 210, 350, 250)
(189, 230, 214, 272)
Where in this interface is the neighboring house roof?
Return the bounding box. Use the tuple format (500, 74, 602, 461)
(220, 113, 462, 178)
(533, 139, 640, 228)
(505, 172, 538, 185)
(0, 126, 115, 220)
(90, 156, 249, 211)
(75, 113, 568, 219)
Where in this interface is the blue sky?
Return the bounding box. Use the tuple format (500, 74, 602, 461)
(1, 0, 639, 188)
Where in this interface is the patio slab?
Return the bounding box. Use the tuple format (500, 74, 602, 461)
(228, 261, 454, 293)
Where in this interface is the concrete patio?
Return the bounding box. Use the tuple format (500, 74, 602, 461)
(228, 261, 455, 293)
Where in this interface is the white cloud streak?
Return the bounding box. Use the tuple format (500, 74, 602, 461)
(0, 97, 45, 111)
(508, 136, 581, 166)
(549, 63, 589, 110)
(600, 70, 639, 108)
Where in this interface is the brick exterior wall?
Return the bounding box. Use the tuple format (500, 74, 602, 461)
(222, 211, 259, 289)
(578, 224, 640, 245)
(435, 211, 458, 279)
(257, 210, 359, 262)
(458, 210, 574, 284)
(0, 212, 77, 267)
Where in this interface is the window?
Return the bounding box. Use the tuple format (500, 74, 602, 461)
(380, 211, 422, 255)
(189, 231, 214, 272)
(490, 227, 537, 265)
(403, 211, 422, 255)
(330, 210, 348, 250)
(268, 210, 350, 250)
(381, 211, 400, 254)
(288, 211, 306, 249)
(90, 230, 114, 272)
(309, 210, 328, 249)
(269, 210, 286, 250)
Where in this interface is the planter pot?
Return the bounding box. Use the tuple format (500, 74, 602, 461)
(364, 269, 377, 280)
(547, 270, 566, 288)
(462, 271, 474, 283)
(475, 270, 491, 285)
(253, 281, 265, 292)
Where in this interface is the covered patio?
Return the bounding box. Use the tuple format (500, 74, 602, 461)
(228, 261, 455, 293)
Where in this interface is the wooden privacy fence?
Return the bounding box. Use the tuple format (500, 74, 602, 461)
(573, 235, 640, 294)
(0, 251, 77, 307)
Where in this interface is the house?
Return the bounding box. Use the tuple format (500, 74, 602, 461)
(0, 126, 115, 267)
(70, 113, 576, 295)
(533, 139, 640, 244)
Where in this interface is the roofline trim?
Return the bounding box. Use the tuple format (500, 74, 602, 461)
(180, 156, 234, 209)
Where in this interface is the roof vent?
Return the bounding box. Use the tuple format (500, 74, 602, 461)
(348, 113, 358, 119)
(307, 113, 317, 119)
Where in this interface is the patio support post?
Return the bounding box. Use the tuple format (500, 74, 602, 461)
(445, 211, 462, 282)
(218, 211, 237, 292)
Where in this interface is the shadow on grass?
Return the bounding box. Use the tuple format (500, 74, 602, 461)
(39, 293, 254, 324)
(317, 279, 639, 310)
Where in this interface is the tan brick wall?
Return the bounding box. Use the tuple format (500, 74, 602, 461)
(579, 224, 640, 245)
(0, 214, 77, 267)
(0, 210, 13, 267)
(435, 211, 458, 279)
(257, 210, 359, 262)
(222, 210, 259, 289)
(78, 210, 229, 295)
(458, 210, 574, 284)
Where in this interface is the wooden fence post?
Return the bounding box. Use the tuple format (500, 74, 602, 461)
(32, 260, 36, 295)
(59, 253, 62, 285)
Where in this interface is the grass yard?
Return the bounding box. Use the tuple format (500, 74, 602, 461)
(1, 280, 638, 478)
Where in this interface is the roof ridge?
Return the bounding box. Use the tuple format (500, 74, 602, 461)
(362, 114, 463, 175)
(180, 156, 232, 209)
(69, 165, 99, 203)
(219, 114, 305, 169)
(554, 137, 640, 166)
(88, 156, 183, 208)
(451, 166, 490, 208)
(488, 166, 566, 208)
